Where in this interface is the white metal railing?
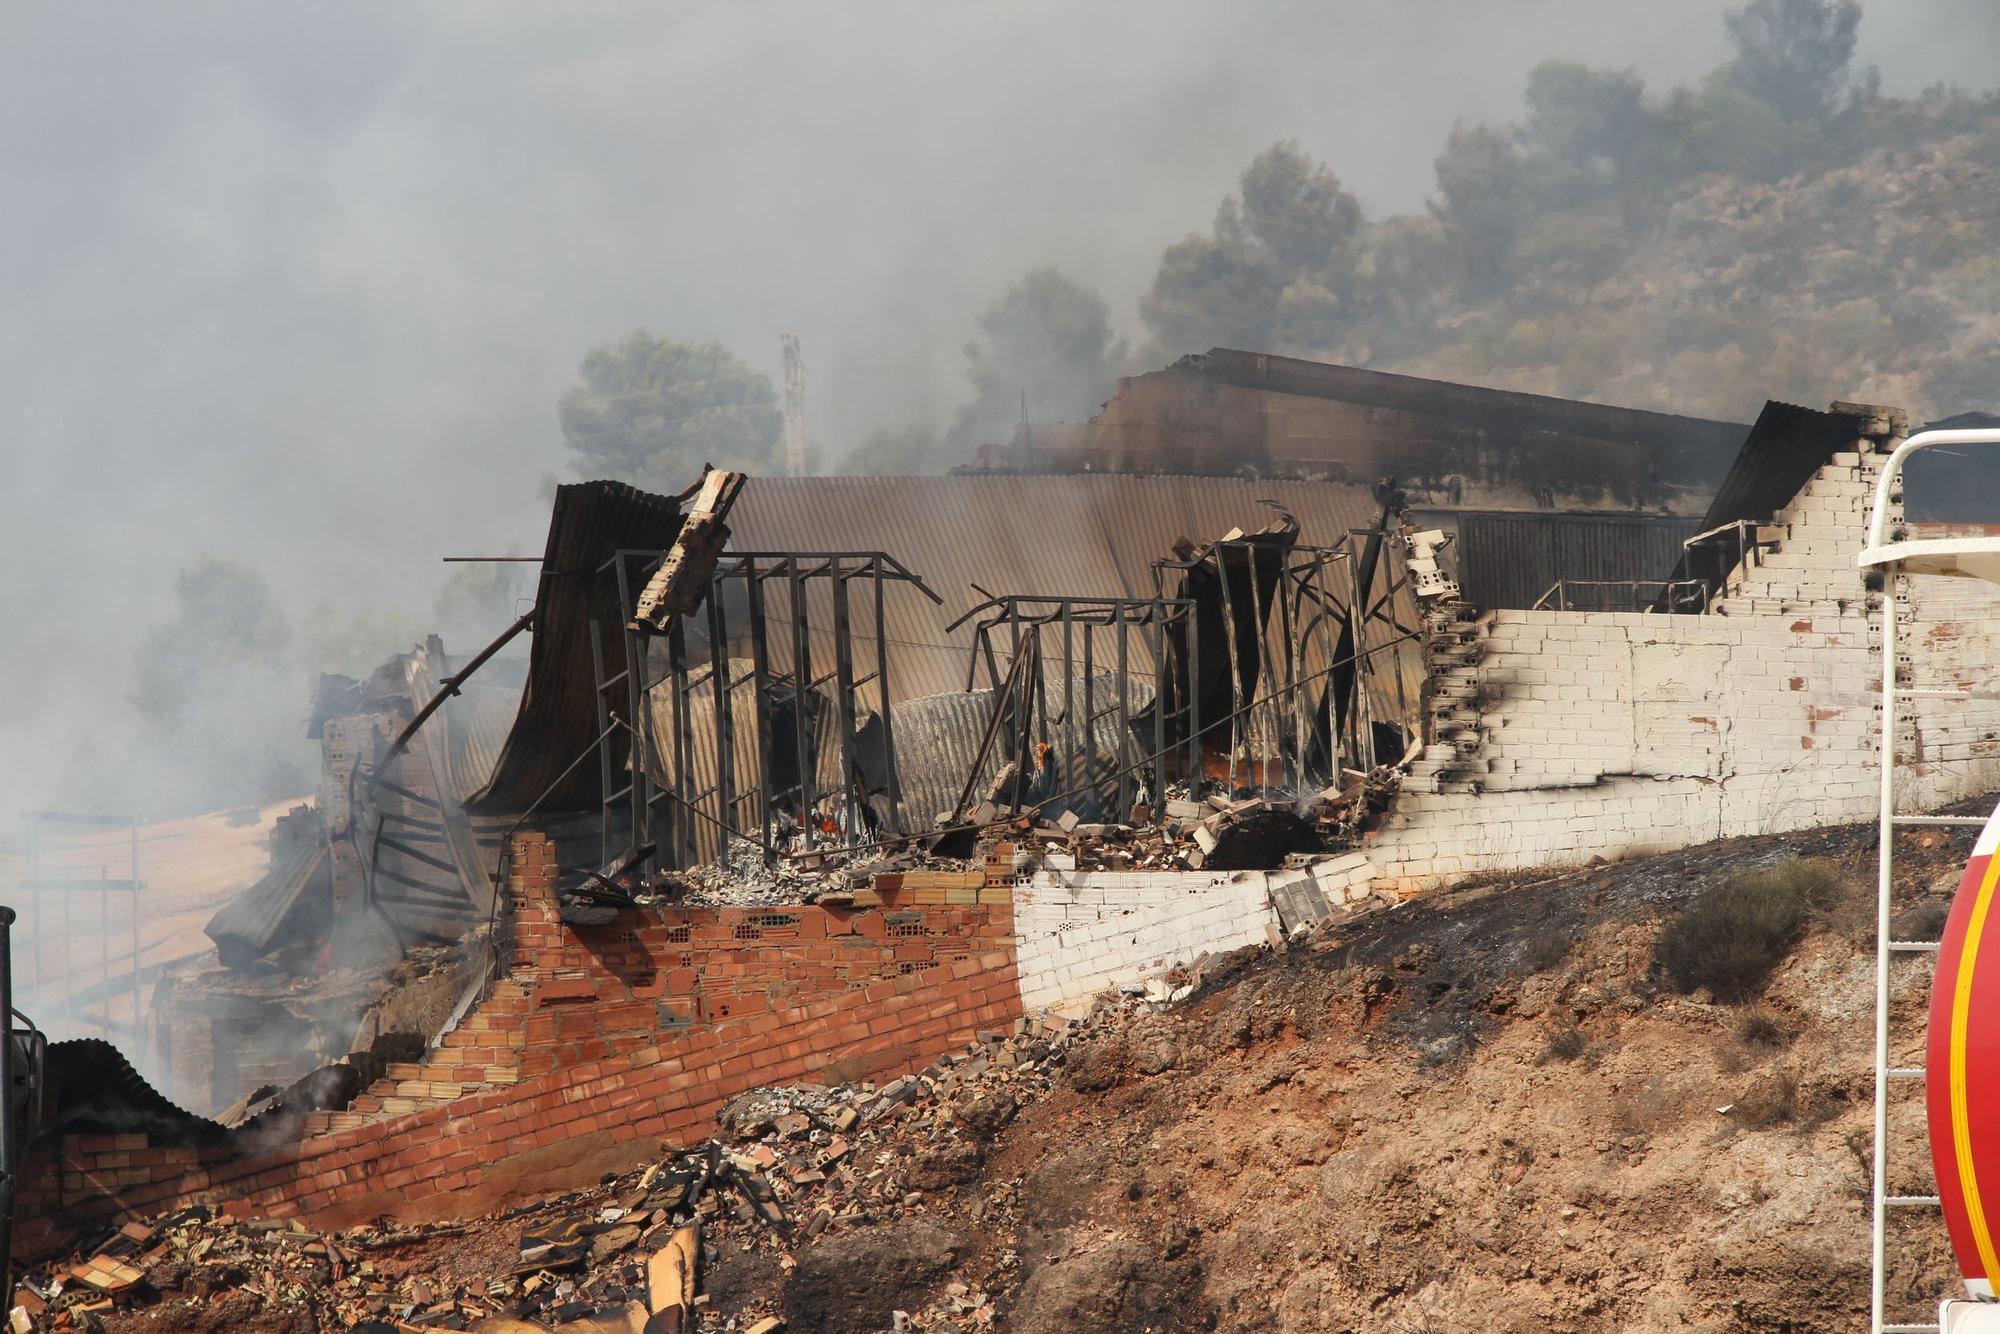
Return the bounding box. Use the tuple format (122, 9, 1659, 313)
(1862, 428, 2000, 1333)
(1527, 577, 1710, 613)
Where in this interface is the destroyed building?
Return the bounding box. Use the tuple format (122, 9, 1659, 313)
(21, 359, 2000, 1296)
(968, 347, 1753, 610)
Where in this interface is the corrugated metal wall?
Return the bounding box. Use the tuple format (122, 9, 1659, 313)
(1450, 513, 1701, 611)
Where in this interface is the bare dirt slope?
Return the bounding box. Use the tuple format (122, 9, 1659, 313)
(934, 819, 1961, 1332)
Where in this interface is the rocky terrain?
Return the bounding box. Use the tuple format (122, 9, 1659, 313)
(33, 812, 1981, 1334)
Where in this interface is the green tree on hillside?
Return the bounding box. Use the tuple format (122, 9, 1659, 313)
(1429, 124, 1531, 297)
(1520, 61, 1656, 202)
(559, 331, 781, 488)
(1142, 141, 1365, 356)
(946, 268, 1128, 450)
(1723, 0, 1873, 122)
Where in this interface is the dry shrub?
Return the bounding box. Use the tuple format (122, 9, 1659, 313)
(1735, 1069, 1799, 1128)
(1654, 860, 1844, 1001)
(1736, 1006, 1796, 1049)
(1891, 898, 1951, 945)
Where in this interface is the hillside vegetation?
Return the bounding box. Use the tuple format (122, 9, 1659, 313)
(1136, 0, 2000, 424)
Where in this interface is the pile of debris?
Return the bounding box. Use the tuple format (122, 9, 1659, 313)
(925, 768, 1404, 879)
(11, 988, 1192, 1334)
(681, 768, 1412, 908)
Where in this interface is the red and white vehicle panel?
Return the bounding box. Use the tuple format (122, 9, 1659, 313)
(1929, 802, 2000, 1300)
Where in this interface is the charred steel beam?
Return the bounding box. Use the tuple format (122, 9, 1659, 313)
(706, 582, 737, 850)
(873, 556, 903, 827)
(373, 835, 461, 878)
(1313, 480, 1404, 773)
(617, 548, 942, 867)
(367, 774, 440, 810)
(948, 637, 1035, 825)
(746, 559, 777, 859)
(383, 608, 536, 765)
(958, 593, 1197, 813)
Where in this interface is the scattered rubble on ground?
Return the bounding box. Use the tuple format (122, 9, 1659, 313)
(15, 976, 1248, 1334)
(666, 765, 1406, 913)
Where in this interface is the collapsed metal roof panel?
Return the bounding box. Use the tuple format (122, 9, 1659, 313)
(466, 480, 685, 814)
(1689, 400, 1858, 537)
(203, 841, 328, 968)
(46, 1038, 228, 1143)
(407, 640, 525, 811)
(1655, 400, 1859, 608)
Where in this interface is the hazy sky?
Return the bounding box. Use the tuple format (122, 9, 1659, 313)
(3, 1, 1995, 819)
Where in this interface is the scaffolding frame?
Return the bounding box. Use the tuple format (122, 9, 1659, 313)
(15, 810, 143, 1044)
(1862, 428, 2000, 1333)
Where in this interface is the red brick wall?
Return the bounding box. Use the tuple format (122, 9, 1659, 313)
(15, 833, 1021, 1257)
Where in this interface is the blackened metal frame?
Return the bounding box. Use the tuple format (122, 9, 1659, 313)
(1148, 536, 1425, 798)
(1338, 528, 1427, 774)
(592, 550, 941, 871)
(1150, 541, 1349, 796)
(947, 593, 1199, 817)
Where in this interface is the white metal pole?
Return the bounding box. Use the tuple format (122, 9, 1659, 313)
(1872, 553, 1900, 1334)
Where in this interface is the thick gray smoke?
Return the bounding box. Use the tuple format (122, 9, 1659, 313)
(2, 0, 1995, 826)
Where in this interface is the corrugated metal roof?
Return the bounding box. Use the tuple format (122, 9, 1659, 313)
(406, 639, 525, 809)
(402, 638, 524, 912)
(46, 1038, 227, 1143)
(203, 842, 328, 967)
(1687, 401, 1854, 538)
(1455, 513, 1701, 611)
(466, 480, 684, 814)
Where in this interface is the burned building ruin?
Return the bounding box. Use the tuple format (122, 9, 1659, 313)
(28, 350, 1999, 1278)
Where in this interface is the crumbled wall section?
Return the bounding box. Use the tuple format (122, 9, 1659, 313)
(13, 834, 1021, 1258)
(1367, 420, 2000, 890)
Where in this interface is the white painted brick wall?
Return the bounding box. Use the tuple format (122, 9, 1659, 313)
(1011, 855, 1380, 1010)
(1360, 433, 2000, 893)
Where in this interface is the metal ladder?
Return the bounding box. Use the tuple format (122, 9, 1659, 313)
(1866, 428, 2000, 1333)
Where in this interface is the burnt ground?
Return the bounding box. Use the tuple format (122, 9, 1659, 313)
(92, 809, 1989, 1334)
(802, 814, 1971, 1332)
